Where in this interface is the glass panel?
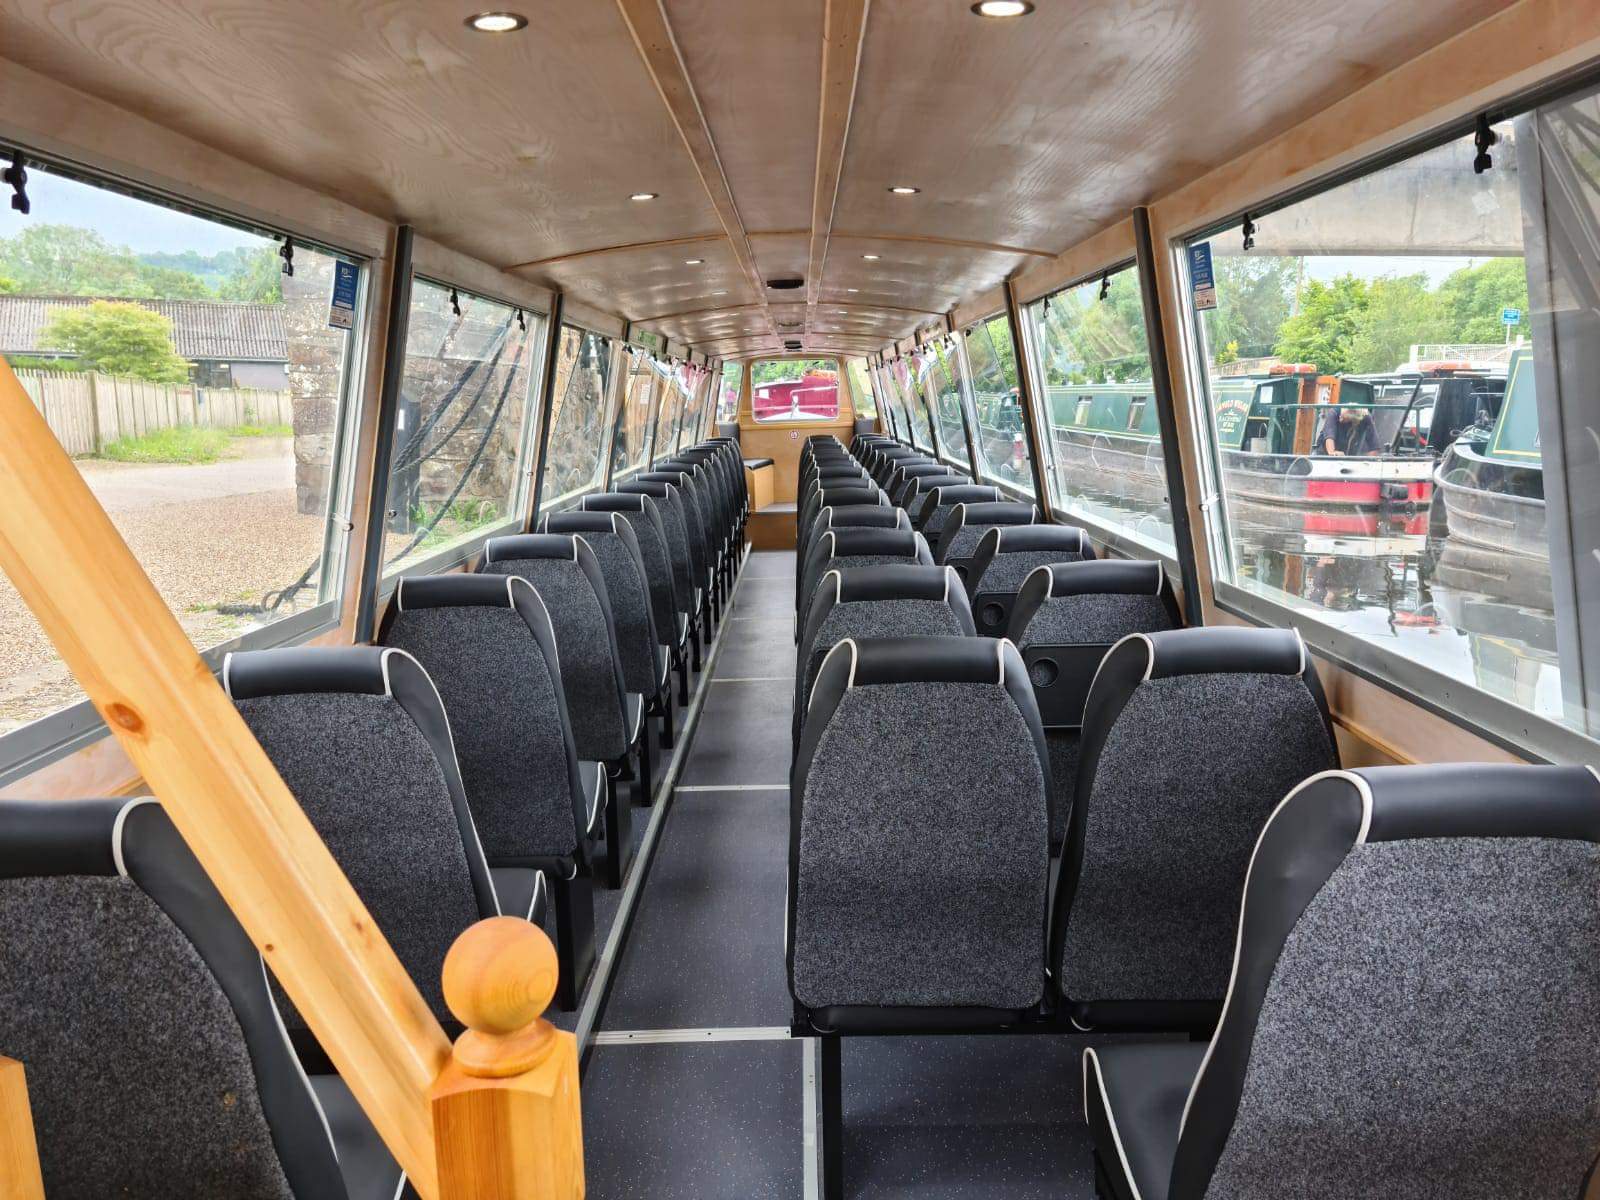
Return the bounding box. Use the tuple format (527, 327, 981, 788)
(716, 360, 742, 426)
(1184, 92, 1600, 747)
(751, 358, 840, 422)
(925, 339, 971, 469)
(539, 325, 613, 511)
(651, 356, 683, 457)
(847, 357, 876, 417)
(675, 362, 707, 450)
(0, 162, 363, 740)
(891, 357, 934, 450)
(871, 364, 898, 439)
(1026, 268, 1171, 549)
(380, 281, 542, 578)
(963, 316, 1034, 495)
(610, 346, 657, 484)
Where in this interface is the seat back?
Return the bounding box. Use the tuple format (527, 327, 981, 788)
(226, 646, 498, 1037)
(797, 527, 934, 634)
(641, 468, 714, 588)
(934, 500, 1038, 574)
(0, 797, 346, 1200)
(798, 485, 886, 557)
(965, 524, 1094, 635)
(788, 637, 1050, 1020)
(801, 504, 910, 566)
(581, 490, 682, 641)
(912, 484, 1002, 538)
(378, 573, 587, 868)
(1050, 627, 1338, 1027)
(888, 462, 967, 507)
(541, 511, 661, 697)
(617, 479, 698, 618)
(479, 533, 631, 762)
(794, 563, 976, 733)
(1169, 764, 1600, 1200)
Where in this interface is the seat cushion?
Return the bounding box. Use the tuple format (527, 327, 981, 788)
(1083, 1042, 1208, 1200)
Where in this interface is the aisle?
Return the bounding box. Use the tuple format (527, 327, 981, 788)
(576, 549, 1104, 1200)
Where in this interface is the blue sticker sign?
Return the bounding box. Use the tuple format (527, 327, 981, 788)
(1502, 306, 1522, 325)
(1189, 242, 1217, 311)
(328, 261, 359, 330)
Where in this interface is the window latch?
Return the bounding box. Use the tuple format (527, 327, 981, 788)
(3, 149, 28, 215)
(279, 236, 295, 277)
(1473, 113, 1499, 174)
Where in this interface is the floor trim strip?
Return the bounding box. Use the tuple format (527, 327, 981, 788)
(675, 783, 789, 792)
(803, 1037, 820, 1200)
(590, 1026, 793, 1045)
(572, 543, 753, 1060)
(712, 675, 795, 684)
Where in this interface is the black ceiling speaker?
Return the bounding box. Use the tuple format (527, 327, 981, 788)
(766, 277, 804, 290)
(784, 339, 803, 350)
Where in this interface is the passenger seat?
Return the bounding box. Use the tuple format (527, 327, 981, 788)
(933, 500, 1038, 576)
(965, 524, 1094, 637)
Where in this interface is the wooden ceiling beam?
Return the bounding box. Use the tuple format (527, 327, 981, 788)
(807, 0, 872, 320)
(505, 233, 726, 272)
(615, 0, 776, 339)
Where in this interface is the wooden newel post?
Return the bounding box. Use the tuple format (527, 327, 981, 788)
(430, 917, 585, 1199)
(0, 1057, 46, 1200)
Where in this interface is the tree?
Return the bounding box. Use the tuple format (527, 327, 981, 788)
(1347, 274, 1446, 373)
(217, 245, 283, 303)
(0, 223, 215, 299)
(1210, 256, 1299, 359)
(1435, 257, 1529, 343)
(1273, 275, 1370, 375)
(39, 301, 193, 382)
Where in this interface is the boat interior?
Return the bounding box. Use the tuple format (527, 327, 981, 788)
(1, 1, 1599, 1197)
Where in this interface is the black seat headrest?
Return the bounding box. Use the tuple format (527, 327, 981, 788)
(582, 491, 650, 512)
(1043, 558, 1166, 599)
(223, 644, 394, 700)
(812, 528, 925, 558)
(0, 796, 126, 878)
(950, 501, 1036, 528)
(394, 572, 522, 612)
(926, 485, 1003, 507)
(542, 511, 622, 536)
(1356, 763, 1600, 843)
(818, 634, 1021, 689)
(990, 524, 1090, 556)
(1143, 626, 1304, 681)
(483, 532, 580, 564)
(825, 563, 960, 605)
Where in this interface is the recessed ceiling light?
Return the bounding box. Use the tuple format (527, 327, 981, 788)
(629, 192, 658, 202)
(465, 11, 528, 32)
(970, 0, 1033, 15)
(684, 258, 704, 265)
(847, 288, 860, 293)
(711, 289, 729, 296)
(837, 310, 850, 315)
(861, 254, 880, 261)
(888, 186, 921, 195)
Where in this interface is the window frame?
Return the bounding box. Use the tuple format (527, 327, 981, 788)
(536, 323, 619, 514)
(959, 312, 1039, 504)
(1167, 71, 1600, 765)
(0, 152, 378, 786)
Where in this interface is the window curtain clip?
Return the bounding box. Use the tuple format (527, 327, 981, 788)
(1241, 213, 1256, 252)
(278, 236, 294, 277)
(1473, 113, 1499, 174)
(3, 149, 29, 215)
(515, 307, 526, 331)
(1099, 272, 1111, 302)
(449, 287, 462, 317)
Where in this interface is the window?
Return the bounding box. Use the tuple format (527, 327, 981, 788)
(847, 357, 876, 418)
(651, 357, 685, 459)
(674, 362, 708, 450)
(924, 339, 971, 470)
(962, 316, 1035, 495)
(0, 158, 364, 769)
(871, 363, 900, 439)
(716, 360, 742, 426)
(750, 358, 839, 423)
(1025, 267, 1170, 549)
(539, 325, 613, 511)
(891, 357, 935, 450)
(1182, 83, 1600, 755)
(379, 280, 543, 579)
(610, 346, 658, 484)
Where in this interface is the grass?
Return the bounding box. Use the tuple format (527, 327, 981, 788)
(226, 422, 292, 438)
(99, 426, 231, 464)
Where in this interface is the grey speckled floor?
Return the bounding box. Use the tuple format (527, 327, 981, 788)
(580, 550, 1100, 1199)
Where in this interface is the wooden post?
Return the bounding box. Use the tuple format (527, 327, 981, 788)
(0, 1058, 45, 1200)
(0, 357, 451, 1198)
(431, 918, 585, 1200)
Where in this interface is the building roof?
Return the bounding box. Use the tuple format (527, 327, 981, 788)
(0, 295, 287, 362)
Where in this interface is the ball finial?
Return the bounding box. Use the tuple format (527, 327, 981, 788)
(441, 917, 559, 1076)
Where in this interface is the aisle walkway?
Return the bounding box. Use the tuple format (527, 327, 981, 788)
(576, 550, 1103, 1200)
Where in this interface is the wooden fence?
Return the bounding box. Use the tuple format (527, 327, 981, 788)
(12, 370, 292, 456)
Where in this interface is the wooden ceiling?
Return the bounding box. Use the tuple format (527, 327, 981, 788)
(0, 0, 1514, 359)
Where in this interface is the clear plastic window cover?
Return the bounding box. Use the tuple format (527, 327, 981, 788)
(1181, 83, 1600, 750)
(541, 324, 613, 505)
(0, 153, 367, 750)
(1026, 265, 1170, 547)
(381, 279, 544, 577)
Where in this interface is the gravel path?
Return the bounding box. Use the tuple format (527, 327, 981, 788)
(0, 439, 327, 736)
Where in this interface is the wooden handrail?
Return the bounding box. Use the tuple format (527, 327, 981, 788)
(431, 918, 585, 1199)
(0, 1058, 45, 1200)
(0, 358, 450, 1197)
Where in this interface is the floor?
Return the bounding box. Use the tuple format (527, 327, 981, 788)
(566, 547, 1106, 1199)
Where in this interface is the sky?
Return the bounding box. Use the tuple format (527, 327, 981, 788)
(0, 167, 269, 256)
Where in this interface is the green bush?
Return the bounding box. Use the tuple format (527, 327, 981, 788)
(100, 426, 230, 464)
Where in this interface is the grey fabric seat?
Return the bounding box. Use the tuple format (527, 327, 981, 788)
(617, 478, 703, 679)
(888, 462, 967, 508)
(1008, 558, 1181, 845)
(796, 527, 934, 641)
(892, 471, 967, 517)
(1086, 764, 1600, 1200)
(965, 523, 1094, 635)
(933, 500, 1038, 575)
(798, 485, 887, 559)
(793, 563, 977, 743)
(581, 490, 685, 648)
(868, 447, 926, 487)
(0, 796, 390, 1200)
(640, 467, 718, 629)
(800, 504, 911, 568)
(376, 573, 600, 1009)
(789, 636, 1051, 1031)
(478, 533, 640, 886)
(1049, 626, 1338, 1031)
(225, 646, 514, 1062)
(911, 483, 1002, 540)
